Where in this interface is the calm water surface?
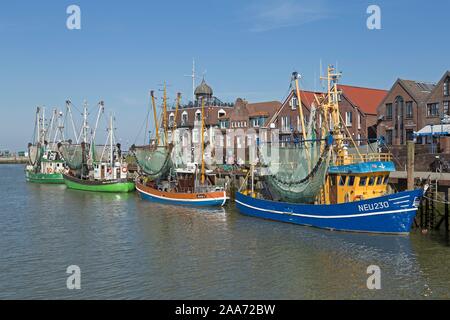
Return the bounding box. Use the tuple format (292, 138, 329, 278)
(1, 164, 449, 299)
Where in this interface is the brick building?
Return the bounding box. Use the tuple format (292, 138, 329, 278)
(376, 79, 436, 145)
(377, 71, 450, 146)
(169, 79, 281, 164)
(425, 71, 450, 126)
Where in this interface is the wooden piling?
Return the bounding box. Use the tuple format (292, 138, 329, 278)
(407, 141, 415, 191)
(446, 188, 450, 232)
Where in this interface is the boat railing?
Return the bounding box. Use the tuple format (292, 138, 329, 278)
(334, 153, 392, 166)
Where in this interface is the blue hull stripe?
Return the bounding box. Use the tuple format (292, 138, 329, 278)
(235, 189, 424, 234)
(235, 199, 417, 219)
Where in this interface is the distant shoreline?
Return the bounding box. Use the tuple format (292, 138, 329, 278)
(0, 157, 28, 164)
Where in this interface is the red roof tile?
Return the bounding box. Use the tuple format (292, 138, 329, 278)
(338, 85, 388, 115)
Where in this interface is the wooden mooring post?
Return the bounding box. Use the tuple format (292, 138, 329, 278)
(407, 141, 415, 190)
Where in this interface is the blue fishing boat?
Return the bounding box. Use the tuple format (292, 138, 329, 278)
(236, 188, 424, 234)
(235, 67, 426, 234)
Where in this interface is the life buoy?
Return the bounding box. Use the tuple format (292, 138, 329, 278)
(121, 167, 128, 173)
(47, 167, 53, 174)
(354, 195, 362, 201)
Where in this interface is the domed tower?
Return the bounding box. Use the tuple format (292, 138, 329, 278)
(194, 78, 213, 105)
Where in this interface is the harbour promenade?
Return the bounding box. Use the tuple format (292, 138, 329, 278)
(0, 156, 28, 164)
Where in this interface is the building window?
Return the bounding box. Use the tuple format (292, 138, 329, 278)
(219, 120, 229, 129)
(169, 113, 175, 127)
(251, 118, 260, 128)
(281, 116, 290, 132)
(385, 130, 393, 145)
(195, 110, 201, 122)
(291, 97, 298, 110)
(181, 112, 188, 125)
(444, 101, 449, 116)
(357, 113, 361, 130)
(237, 137, 242, 148)
(345, 111, 352, 127)
(427, 103, 439, 117)
(386, 103, 393, 120)
(444, 78, 449, 96)
(192, 129, 199, 143)
(218, 109, 226, 118)
(406, 101, 413, 119)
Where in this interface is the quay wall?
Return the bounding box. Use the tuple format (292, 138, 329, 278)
(0, 157, 28, 164)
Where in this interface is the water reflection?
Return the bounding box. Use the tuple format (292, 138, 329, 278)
(1, 165, 450, 299)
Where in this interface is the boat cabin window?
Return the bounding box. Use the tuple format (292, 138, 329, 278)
(376, 176, 383, 185)
(339, 176, 346, 186)
(383, 176, 389, 185)
(368, 176, 375, 186)
(348, 176, 355, 186)
(359, 176, 367, 186)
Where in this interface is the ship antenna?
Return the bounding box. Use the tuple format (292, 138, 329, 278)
(184, 58, 196, 103)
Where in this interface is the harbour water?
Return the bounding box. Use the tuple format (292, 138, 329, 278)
(1, 164, 449, 299)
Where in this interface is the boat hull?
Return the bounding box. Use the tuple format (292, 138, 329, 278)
(63, 174, 135, 193)
(136, 182, 227, 207)
(25, 170, 64, 184)
(235, 189, 424, 234)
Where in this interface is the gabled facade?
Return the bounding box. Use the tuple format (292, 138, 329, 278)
(338, 85, 388, 142)
(376, 76, 443, 145)
(425, 71, 450, 124)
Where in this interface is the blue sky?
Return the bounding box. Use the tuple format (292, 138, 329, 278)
(1, 0, 449, 151)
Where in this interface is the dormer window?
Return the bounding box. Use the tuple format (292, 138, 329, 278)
(291, 97, 298, 110)
(181, 111, 188, 125)
(218, 109, 226, 118)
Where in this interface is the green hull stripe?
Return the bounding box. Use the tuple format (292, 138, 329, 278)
(64, 178, 135, 193)
(25, 171, 65, 184)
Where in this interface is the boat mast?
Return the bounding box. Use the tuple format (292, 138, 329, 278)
(91, 101, 104, 147)
(41, 107, 46, 145)
(192, 60, 195, 103)
(46, 109, 56, 145)
(79, 100, 89, 144)
(173, 92, 181, 135)
(200, 97, 206, 185)
(321, 65, 345, 157)
(184, 59, 196, 103)
(36, 107, 41, 145)
(53, 110, 65, 145)
(66, 100, 80, 144)
(110, 114, 114, 169)
(293, 72, 307, 142)
(90, 101, 105, 163)
(150, 91, 160, 145)
(163, 83, 168, 146)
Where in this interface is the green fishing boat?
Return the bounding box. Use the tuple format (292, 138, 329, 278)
(26, 168, 64, 184)
(59, 102, 135, 193)
(25, 107, 66, 184)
